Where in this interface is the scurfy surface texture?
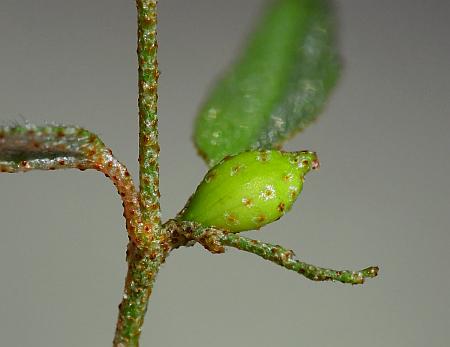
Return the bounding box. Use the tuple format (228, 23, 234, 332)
(0, 1, 449, 346)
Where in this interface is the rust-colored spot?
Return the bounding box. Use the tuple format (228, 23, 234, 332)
(162, 241, 171, 253)
(20, 160, 27, 167)
(58, 160, 65, 165)
(277, 202, 286, 213)
(260, 185, 275, 200)
(151, 143, 160, 152)
(283, 173, 293, 182)
(290, 191, 297, 200)
(142, 17, 156, 26)
(255, 214, 266, 224)
(257, 151, 270, 162)
(205, 170, 217, 183)
(231, 164, 243, 176)
(56, 129, 65, 138)
(242, 197, 253, 207)
(225, 213, 239, 225)
(148, 44, 157, 55)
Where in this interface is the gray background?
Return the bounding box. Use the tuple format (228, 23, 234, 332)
(1, 0, 449, 346)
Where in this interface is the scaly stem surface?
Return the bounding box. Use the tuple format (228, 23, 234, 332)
(166, 220, 379, 285)
(113, 242, 169, 347)
(137, 0, 161, 229)
(114, 2, 164, 345)
(221, 233, 378, 285)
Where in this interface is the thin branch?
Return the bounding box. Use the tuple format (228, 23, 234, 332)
(165, 220, 379, 285)
(0, 124, 150, 247)
(220, 233, 379, 285)
(137, 0, 161, 228)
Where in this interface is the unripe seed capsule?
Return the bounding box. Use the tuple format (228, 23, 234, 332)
(178, 150, 319, 233)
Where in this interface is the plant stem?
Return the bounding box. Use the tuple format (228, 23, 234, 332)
(221, 233, 379, 285)
(137, 0, 161, 230)
(114, 2, 165, 345)
(113, 242, 169, 347)
(165, 220, 379, 285)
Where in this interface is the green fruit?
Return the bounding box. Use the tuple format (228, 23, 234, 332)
(178, 150, 319, 232)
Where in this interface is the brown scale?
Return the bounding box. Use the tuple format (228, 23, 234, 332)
(242, 197, 253, 207)
(225, 213, 239, 225)
(254, 214, 267, 224)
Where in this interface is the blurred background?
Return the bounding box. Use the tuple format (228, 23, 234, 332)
(0, 0, 449, 346)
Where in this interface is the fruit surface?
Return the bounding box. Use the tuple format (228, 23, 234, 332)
(178, 150, 318, 232)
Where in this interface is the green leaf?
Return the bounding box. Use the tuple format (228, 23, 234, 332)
(194, 0, 340, 166)
(0, 123, 149, 245)
(0, 124, 93, 173)
(0, 124, 104, 172)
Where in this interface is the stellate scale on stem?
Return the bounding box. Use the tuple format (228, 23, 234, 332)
(0, 0, 379, 346)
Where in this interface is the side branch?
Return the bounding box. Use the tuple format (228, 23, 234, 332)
(137, 0, 161, 227)
(165, 220, 379, 285)
(220, 233, 379, 285)
(0, 124, 151, 247)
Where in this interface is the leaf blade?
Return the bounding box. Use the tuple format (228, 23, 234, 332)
(194, 0, 340, 166)
(0, 124, 151, 246)
(0, 124, 94, 172)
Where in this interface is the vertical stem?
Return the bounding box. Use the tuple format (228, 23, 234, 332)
(137, 0, 161, 228)
(114, 2, 165, 345)
(113, 243, 168, 347)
